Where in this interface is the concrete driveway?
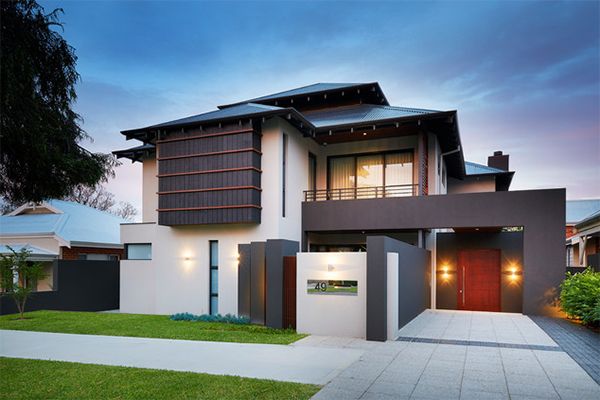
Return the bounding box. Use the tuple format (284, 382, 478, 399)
(297, 310, 600, 400)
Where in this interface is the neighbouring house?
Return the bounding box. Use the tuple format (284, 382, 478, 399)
(565, 199, 600, 270)
(0, 200, 124, 314)
(114, 82, 564, 341)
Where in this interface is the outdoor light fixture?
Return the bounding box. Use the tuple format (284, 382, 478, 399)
(328, 264, 335, 272)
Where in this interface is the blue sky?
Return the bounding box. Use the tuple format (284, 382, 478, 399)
(41, 0, 599, 211)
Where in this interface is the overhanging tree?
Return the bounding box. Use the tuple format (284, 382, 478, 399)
(0, 0, 116, 204)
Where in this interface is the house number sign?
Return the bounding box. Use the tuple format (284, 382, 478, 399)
(307, 280, 358, 296)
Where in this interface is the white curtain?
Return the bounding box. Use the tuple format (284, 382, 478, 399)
(385, 152, 413, 196)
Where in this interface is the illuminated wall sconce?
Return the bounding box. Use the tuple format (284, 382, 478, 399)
(327, 264, 335, 272)
(503, 265, 522, 282)
(184, 256, 191, 261)
(437, 264, 452, 281)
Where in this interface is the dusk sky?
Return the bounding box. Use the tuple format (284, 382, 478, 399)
(41, 0, 600, 213)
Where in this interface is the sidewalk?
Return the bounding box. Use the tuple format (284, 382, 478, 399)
(0, 330, 363, 385)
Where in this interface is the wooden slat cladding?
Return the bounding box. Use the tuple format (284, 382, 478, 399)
(158, 131, 261, 158)
(157, 122, 261, 226)
(159, 151, 261, 175)
(159, 188, 260, 209)
(158, 207, 261, 225)
(158, 169, 261, 192)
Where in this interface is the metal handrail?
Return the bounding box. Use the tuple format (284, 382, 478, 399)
(303, 184, 419, 201)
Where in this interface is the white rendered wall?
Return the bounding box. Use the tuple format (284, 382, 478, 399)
(120, 117, 310, 315)
(296, 252, 367, 338)
(447, 176, 496, 194)
(142, 158, 158, 223)
(387, 252, 400, 340)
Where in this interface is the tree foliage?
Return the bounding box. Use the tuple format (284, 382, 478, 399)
(0, 246, 47, 319)
(0, 0, 116, 204)
(63, 184, 138, 221)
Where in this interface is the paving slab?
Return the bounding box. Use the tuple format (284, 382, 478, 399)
(299, 310, 599, 399)
(0, 329, 363, 384)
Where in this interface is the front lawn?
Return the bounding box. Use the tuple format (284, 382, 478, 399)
(0, 357, 320, 400)
(0, 311, 306, 345)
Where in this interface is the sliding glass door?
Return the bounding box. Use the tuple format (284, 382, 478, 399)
(328, 151, 414, 199)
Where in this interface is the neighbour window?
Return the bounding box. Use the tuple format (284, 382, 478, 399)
(209, 240, 218, 315)
(78, 253, 119, 261)
(125, 243, 152, 260)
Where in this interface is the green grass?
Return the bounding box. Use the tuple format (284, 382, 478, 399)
(0, 357, 320, 400)
(0, 311, 306, 345)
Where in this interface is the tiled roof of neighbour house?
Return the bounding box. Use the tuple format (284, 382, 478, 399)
(303, 104, 441, 128)
(0, 199, 126, 247)
(566, 199, 600, 224)
(113, 143, 156, 161)
(220, 83, 374, 107)
(575, 209, 600, 229)
(465, 161, 506, 175)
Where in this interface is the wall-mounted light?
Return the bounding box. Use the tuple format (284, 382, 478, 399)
(327, 264, 335, 272)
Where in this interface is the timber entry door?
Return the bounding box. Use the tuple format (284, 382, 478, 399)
(457, 249, 501, 312)
(282, 256, 297, 329)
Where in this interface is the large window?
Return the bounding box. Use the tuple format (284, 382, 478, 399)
(308, 153, 316, 192)
(328, 151, 414, 198)
(209, 240, 218, 315)
(125, 243, 152, 260)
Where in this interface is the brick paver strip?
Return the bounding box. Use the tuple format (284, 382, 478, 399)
(531, 315, 600, 385)
(396, 336, 562, 351)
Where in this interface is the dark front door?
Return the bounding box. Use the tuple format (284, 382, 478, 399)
(282, 256, 297, 329)
(457, 249, 501, 312)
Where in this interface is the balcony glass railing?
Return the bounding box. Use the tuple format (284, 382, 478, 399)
(304, 184, 419, 201)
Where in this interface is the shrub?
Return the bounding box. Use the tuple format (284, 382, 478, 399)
(170, 312, 250, 325)
(560, 267, 600, 326)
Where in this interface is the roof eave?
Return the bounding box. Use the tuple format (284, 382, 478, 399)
(218, 82, 388, 109)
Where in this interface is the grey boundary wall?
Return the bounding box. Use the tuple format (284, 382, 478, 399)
(303, 188, 565, 318)
(238, 239, 299, 328)
(367, 236, 431, 341)
(0, 260, 119, 315)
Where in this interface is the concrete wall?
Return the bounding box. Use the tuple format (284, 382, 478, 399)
(296, 252, 367, 338)
(1, 260, 119, 315)
(304, 189, 565, 317)
(436, 232, 523, 313)
(367, 236, 430, 341)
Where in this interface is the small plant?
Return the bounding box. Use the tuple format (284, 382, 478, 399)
(560, 267, 600, 326)
(0, 246, 47, 319)
(170, 312, 250, 325)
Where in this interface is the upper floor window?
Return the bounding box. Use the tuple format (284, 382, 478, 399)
(282, 133, 288, 217)
(125, 243, 152, 260)
(308, 153, 317, 192)
(328, 151, 414, 198)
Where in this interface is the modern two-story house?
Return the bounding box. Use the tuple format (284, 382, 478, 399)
(114, 82, 564, 339)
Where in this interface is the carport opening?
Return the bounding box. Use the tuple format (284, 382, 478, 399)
(435, 226, 524, 313)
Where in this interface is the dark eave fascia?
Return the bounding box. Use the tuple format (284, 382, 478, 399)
(218, 82, 388, 109)
(119, 108, 316, 143)
(312, 110, 454, 133)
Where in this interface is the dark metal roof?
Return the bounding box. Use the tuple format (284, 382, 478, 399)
(304, 104, 440, 129)
(113, 143, 155, 162)
(219, 82, 388, 108)
(120, 103, 315, 141)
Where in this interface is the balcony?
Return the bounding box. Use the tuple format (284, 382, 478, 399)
(304, 184, 419, 202)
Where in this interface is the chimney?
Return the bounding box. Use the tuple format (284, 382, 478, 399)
(488, 151, 509, 171)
